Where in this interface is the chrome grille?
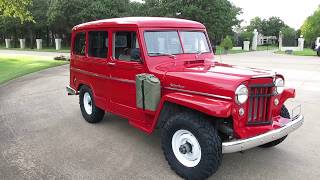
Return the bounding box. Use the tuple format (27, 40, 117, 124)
(247, 83, 274, 125)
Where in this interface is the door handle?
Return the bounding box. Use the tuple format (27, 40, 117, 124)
(107, 62, 116, 66)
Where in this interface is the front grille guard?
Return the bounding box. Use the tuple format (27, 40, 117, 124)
(247, 83, 275, 126)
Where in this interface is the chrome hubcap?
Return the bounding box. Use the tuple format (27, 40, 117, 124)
(83, 92, 92, 115)
(172, 129, 201, 167)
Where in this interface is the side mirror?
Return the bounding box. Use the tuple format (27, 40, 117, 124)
(130, 48, 142, 62)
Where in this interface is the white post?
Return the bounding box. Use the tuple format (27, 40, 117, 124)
(36, 39, 42, 50)
(279, 31, 283, 51)
(55, 38, 62, 50)
(5, 39, 11, 48)
(252, 29, 258, 51)
(243, 41, 250, 51)
(19, 39, 26, 49)
(298, 35, 304, 51)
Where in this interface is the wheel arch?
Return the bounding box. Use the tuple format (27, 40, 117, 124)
(151, 92, 233, 132)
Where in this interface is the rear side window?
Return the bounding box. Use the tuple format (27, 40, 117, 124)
(88, 31, 108, 58)
(73, 32, 86, 56)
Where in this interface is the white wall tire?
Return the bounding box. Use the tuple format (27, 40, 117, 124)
(79, 85, 105, 123)
(83, 92, 93, 115)
(171, 129, 201, 167)
(161, 112, 222, 179)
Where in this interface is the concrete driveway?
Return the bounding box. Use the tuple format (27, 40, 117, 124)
(0, 51, 319, 180)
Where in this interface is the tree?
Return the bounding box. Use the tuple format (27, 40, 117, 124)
(301, 6, 320, 46)
(143, 0, 242, 43)
(0, 0, 33, 22)
(246, 17, 264, 33)
(281, 26, 297, 46)
(246, 16, 287, 36)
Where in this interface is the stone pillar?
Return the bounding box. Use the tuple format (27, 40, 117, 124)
(252, 29, 258, 51)
(5, 39, 11, 48)
(55, 38, 62, 50)
(36, 39, 42, 50)
(243, 41, 250, 51)
(298, 35, 304, 51)
(19, 39, 26, 49)
(278, 31, 283, 51)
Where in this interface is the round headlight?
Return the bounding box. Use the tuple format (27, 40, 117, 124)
(275, 78, 284, 94)
(235, 85, 248, 104)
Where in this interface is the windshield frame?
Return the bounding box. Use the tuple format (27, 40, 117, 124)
(143, 29, 212, 57)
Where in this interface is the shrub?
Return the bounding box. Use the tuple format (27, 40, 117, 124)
(220, 36, 233, 50)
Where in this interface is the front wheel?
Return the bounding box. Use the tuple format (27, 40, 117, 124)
(161, 112, 222, 179)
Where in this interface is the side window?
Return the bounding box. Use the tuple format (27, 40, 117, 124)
(88, 31, 108, 58)
(113, 31, 140, 61)
(73, 32, 86, 56)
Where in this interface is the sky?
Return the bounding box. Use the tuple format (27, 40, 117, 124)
(132, 0, 319, 30)
(228, 0, 319, 29)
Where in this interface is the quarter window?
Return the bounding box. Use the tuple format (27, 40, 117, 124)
(73, 32, 86, 56)
(88, 31, 108, 58)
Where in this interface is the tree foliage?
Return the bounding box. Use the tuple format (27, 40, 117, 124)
(247, 16, 287, 36)
(301, 6, 320, 45)
(0, 0, 242, 47)
(281, 26, 297, 46)
(143, 0, 242, 42)
(0, 0, 33, 22)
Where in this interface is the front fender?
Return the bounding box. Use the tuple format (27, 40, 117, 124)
(273, 88, 295, 116)
(280, 88, 295, 105)
(148, 92, 233, 133)
(158, 91, 231, 118)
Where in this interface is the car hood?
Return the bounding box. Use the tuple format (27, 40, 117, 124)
(154, 60, 275, 99)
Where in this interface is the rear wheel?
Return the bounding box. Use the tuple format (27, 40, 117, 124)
(79, 85, 104, 123)
(161, 112, 222, 179)
(259, 106, 290, 148)
(317, 51, 320, 56)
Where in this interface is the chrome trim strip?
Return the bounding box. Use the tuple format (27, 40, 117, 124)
(163, 87, 232, 100)
(222, 114, 304, 153)
(71, 67, 135, 84)
(109, 76, 135, 84)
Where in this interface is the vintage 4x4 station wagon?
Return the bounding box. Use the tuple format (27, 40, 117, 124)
(67, 17, 304, 179)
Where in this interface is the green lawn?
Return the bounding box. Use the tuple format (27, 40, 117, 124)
(275, 48, 317, 56)
(215, 45, 278, 55)
(215, 46, 245, 55)
(256, 45, 278, 51)
(0, 46, 70, 53)
(0, 55, 68, 85)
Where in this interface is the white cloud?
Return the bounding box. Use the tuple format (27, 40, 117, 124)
(229, 0, 319, 29)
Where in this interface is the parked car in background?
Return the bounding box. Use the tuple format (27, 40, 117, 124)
(66, 17, 304, 179)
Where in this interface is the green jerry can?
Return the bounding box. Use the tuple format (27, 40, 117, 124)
(136, 73, 161, 111)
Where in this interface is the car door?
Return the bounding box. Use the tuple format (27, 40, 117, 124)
(73, 30, 111, 109)
(108, 28, 146, 118)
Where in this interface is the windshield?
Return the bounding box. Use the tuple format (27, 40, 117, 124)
(180, 31, 210, 53)
(144, 31, 210, 56)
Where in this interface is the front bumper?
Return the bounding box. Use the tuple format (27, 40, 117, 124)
(222, 114, 304, 153)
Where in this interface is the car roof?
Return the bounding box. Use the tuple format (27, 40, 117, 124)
(73, 17, 205, 31)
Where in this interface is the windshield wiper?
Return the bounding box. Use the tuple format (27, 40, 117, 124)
(148, 52, 176, 59)
(196, 50, 204, 57)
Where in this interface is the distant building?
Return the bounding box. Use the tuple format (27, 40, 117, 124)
(257, 34, 277, 45)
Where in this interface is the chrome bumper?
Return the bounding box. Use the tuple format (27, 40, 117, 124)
(66, 85, 78, 95)
(222, 114, 304, 154)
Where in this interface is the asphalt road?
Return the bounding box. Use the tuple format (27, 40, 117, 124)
(0, 51, 320, 180)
